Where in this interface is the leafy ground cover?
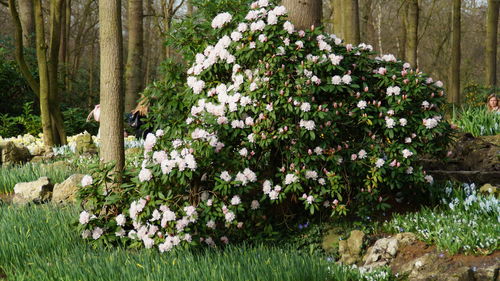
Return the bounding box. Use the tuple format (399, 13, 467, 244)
(451, 106, 500, 136)
(0, 204, 397, 281)
(384, 183, 499, 255)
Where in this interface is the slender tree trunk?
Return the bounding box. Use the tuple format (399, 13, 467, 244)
(400, 5, 407, 60)
(125, 0, 144, 113)
(485, 0, 499, 87)
(282, 0, 322, 31)
(89, 37, 95, 107)
(34, 0, 54, 149)
(64, 0, 71, 91)
(18, 0, 35, 48)
(331, 0, 344, 38)
(8, 0, 39, 97)
(449, 0, 461, 104)
(144, 0, 153, 85)
(344, 0, 360, 44)
(405, 0, 419, 67)
(377, 2, 383, 54)
(99, 0, 125, 173)
(48, 0, 67, 146)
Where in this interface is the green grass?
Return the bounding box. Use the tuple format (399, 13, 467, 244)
(384, 183, 499, 255)
(0, 162, 80, 194)
(0, 204, 397, 281)
(451, 106, 500, 136)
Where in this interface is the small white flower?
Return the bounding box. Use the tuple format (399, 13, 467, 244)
(424, 175, 434, 184)
(138, 168, 153, 182)
(211, 12, 232, 29)
(331, 75, 342, 85)
(358, 149, 367, 159)
(402, 149, 413, 159)
(221, 171, 232, 182)
(239, 148, 248, 157)
(231, 195, 241, 205)
(79, 211, 91, 225)
(341, 74, 352, 84)
(399, 118, 407, 126)
(81, 175, 93, 187)
(92, 227, 104, 240)
(300, 102, 311, 112)
(251, 200, 260, 210)
(357, 100, 367, 110)
(284, 174, 298, 185)
(116, 214, 126, 226)
(375, 158, 385, 168)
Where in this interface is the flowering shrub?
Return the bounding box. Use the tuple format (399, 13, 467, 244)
(78, 0, 452, 251)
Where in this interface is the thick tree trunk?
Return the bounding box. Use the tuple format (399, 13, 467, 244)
(18, 0, 35, 48)
(344, 0, 360, 44)
(449, 0, 461, 104)
(405, 0, 419, 67)
(125, 0, 144, 113)
(331, 0, 344, 38)
(282, 0, 322, 31)
(34, 0, 54, 149)
(99, 0, 125, 173)
(485, 0, 499, 87)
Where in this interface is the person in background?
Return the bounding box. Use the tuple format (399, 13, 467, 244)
(86, 104, 101, 137)
(486, 94, 499, 112)
(129, 97, 152, 139)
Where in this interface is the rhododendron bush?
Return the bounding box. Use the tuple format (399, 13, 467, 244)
(78, 0, 452, 251)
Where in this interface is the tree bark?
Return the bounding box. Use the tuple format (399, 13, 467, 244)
(187, 0, 193, 15)
(48, 0, 67, 146)
(18, 0, 35, 48)
(331, 0, 344, 38)
(405, 0, 419, 67)
(99, 0, 125, 173)
(34, 0, 54, 149)
(343, 0, 360, 44)
(125, 0, 144, 113)
(485, 0, 499, 87)
(144, 0, 153, 85)
(8, 0, 39, 97)
(449, 0, 461, 104)
(282, 0, 322, 31)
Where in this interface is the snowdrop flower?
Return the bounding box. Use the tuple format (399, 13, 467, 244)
(375, 158, 385, 168)
(81, 175, 93, 187)
(92, 227, 104, 240)
(284, 174, 298, 185)
(357, 100, 367, 110)
(211, 12, 232, 29)
(231, 195, 241, 205)
(79, 211, 91, 225)
(300, 102, 311, 112)
(139, 168, 152, 182)
(116, 214, 126, 226)
(402, 149, 413, 159)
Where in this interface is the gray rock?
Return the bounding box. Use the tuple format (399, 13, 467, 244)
(321, 227, 342, 254)
(474, 265, 499, 281)
(52, 174, 85, 204)
(1, 141, 32, 166)
(338, 230, 365, 265)
(362, 232, 416, 271)
(13, 177, 53, 204)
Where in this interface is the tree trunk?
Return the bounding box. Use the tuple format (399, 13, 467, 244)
(18, 0, 35, 48)
(187, 0, 193, 15)
(34, 0, 54, 149)
(125, 0, 144, 113)
(405, 0, 419, 67)
(48, 0, 67, 146)
(449, 0, 461, 104)
(99, 0, 125, 173)
(485, 0, 499, 87)
(282, 0, 322, 31)
(8, 0, 39, 97)
(331, 0, 344, 38)
(144, 0, 153, 85)
(344, 0, 360, 44)
(399, 4, 407, 60)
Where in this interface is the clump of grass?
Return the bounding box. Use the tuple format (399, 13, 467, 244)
(0, 162, 80, 194)
(451, 106, 500, 136)
(384, 183, 499, 255)
(0, 205, 397, 281)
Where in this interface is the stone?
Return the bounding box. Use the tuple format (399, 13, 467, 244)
(13, 177, 53, 204)
(338, 230, 365, 265)
(474, 265, 499, 281)
(1, 141, 32, 166)
(479, 183, 498, 195)
(125, 147, 142, 156)
(321, 227, 342, 254)
(52, 174, 85, 204)
(74, 133, 97, 155)
(362, 232, 416, 271)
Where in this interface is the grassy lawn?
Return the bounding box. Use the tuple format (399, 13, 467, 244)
(0, 204, 396, 281)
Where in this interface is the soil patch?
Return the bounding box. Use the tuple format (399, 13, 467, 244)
(0, 193, 13, 204)
(390, 239, 500, 274)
